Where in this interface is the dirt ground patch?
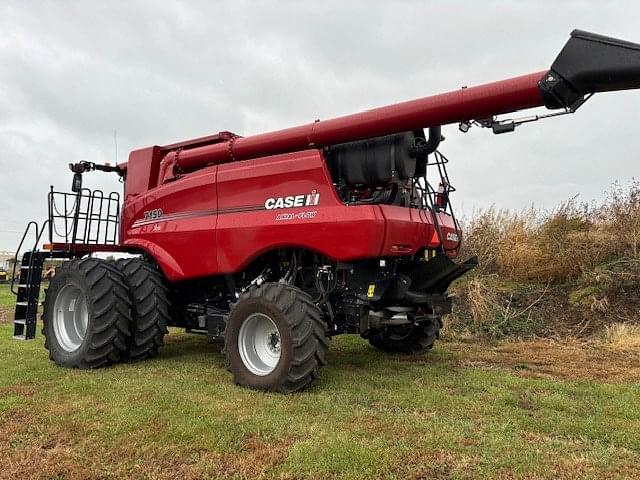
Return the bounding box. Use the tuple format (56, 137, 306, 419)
(0, 306, 12, 324)
(450, 339, 640, 383)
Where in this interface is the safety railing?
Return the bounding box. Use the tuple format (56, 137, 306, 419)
(413, 150, 461, 252)
(47, 187, 120, 246)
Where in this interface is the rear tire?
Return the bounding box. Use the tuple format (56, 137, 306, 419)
(368, 317, 441, 354)
(43, 257, 131, 368)
(224, 283, 328, 393)
(115, 258, 170, 361)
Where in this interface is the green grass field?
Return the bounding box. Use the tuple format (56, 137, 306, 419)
(0, 283, 14, 305)
(1, 284, 639, 479)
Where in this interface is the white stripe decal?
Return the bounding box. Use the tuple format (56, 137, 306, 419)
(131, 205, 264, 228)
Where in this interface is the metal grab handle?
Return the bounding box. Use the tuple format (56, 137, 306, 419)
(10, 220, 51, 296)
(10, 221, 39, 295)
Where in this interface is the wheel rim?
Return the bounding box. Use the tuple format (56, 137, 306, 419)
(237, 313, 282, 376)
(53, 283, 89, 352)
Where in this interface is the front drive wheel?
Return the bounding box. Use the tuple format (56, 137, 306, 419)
(224, 283, 328, 393)
(43, 258, 132, 368)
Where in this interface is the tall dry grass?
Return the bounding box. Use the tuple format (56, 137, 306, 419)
(450, 180, 640, 339)
(603, 323, 640, 348)
(460, 180, 640, 281)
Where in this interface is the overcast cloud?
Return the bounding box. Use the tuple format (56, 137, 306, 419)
(1, 1, 639, 250)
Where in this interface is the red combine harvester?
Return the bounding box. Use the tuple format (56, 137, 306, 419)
(11, 30, 640, 392)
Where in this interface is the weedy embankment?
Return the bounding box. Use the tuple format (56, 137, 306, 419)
(449, 181, 640, 340)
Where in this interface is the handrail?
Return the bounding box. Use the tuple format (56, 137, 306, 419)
(11, 220, 51, 296)
(10, 221, 40, 295)
(24, 220, 50, 299)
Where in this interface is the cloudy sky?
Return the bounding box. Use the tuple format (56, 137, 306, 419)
(1, 1, 639, 250)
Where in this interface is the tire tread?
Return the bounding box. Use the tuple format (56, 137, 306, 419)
(115, 258, 170, 361)
(43, 257, 131, 368)
(225, 282, 328, 394)
(368, 317, 441, 354)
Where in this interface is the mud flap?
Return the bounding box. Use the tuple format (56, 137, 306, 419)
(410, 254, 478, 294)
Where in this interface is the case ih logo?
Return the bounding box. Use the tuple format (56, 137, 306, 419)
(446, 232, 459, 242)
(264, 190, 320, 210)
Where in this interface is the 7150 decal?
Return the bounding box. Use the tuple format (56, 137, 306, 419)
(143, 208, 163, 221)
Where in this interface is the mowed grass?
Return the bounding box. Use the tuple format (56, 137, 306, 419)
(0, 284, 16, 324)
(0, 283, 15, 306)
(1, 314, 639, 480)
(0, 283, 48, 326)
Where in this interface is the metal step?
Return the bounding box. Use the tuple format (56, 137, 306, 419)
(14, 319, 26, 325)
(15, 301, 29, 306)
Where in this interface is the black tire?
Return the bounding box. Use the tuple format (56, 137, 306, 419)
(43, 257, 131, 368)
(115, 258, 170, 361)
(368, 317, 441, 354)
(224, 282, 328, 393)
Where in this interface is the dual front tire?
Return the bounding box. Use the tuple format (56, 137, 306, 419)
(43, 257, 169, 368)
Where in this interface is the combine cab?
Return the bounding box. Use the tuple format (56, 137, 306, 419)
(11, 30, 640, 392)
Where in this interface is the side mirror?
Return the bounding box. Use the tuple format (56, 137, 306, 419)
(72, 172, 83, 192)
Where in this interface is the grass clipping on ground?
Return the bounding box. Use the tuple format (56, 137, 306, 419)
(449, 181, 640, 340)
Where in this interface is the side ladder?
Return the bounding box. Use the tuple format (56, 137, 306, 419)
(11, 220, 50, 340)
(13, 251, 46, 340)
